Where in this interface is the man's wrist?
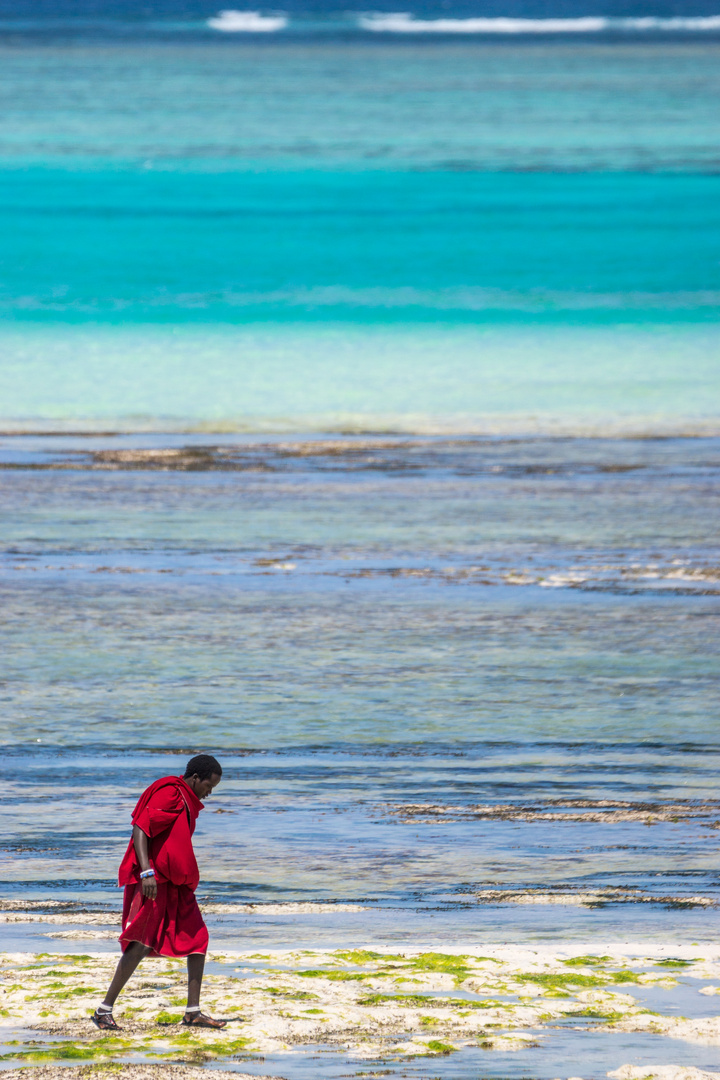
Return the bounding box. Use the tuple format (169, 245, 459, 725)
(139, 868, 155, 879)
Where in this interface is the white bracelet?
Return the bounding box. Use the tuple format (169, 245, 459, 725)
(140, 868, 155, 879)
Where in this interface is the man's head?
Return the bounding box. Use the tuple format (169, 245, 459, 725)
(183, 754, 222, 799)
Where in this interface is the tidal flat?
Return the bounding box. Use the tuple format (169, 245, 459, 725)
(2, 943, 720, 1079)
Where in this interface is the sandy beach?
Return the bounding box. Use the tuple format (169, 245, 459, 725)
(2, 932, 720, 1078)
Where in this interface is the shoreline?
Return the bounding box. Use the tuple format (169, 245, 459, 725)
(2, 425, 720, 441)
(2, 896, 719, 959)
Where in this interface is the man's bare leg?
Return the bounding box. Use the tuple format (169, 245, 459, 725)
(183, 953, 226, 1028)
(186, 952, 204, 1010)
(92, 942, 151, 1029)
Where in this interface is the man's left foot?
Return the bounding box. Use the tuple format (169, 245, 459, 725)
(91, 1009, 121, 1031)
(181, 1011, 227, 1028)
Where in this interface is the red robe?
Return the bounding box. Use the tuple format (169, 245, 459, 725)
(118, 776, 208, 957)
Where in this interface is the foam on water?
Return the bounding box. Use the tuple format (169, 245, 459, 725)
(357, 13, 720, 33)
(207, 9, 288, 31)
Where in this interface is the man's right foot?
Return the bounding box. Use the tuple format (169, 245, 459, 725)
(91, 1008, 121, 1031)
(182, 1011, 227, 1028)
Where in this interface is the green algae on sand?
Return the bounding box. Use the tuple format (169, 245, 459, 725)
(2, 946, 717, 1068)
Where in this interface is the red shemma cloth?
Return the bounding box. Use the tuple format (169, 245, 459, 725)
(120, 881, 208, 958)
(118, 776, 208, 957)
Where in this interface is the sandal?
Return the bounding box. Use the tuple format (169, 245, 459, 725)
(182, 1011, 227, 1029)
(91, 1009, 122, 1031)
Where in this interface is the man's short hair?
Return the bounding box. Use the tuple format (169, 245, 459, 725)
(184, 754, 222, 780)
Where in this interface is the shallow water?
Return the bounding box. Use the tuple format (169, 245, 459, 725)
(1, 434, 718, 951)
(218, 1032, 720, 1080)
(2, 1034, 720, 1080)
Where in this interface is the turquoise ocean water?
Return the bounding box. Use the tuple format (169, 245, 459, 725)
(1, 16, 720, 1077)
(1, 37, 719, 431)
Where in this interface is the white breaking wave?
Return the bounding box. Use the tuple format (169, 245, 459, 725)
(358, 12, 720, 33)
(207, 10, 288, 32)
(626, 14, 720, 29)
(359, 14, 606, 32)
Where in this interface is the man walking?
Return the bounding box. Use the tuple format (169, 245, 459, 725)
(92, 754, 226, 1030)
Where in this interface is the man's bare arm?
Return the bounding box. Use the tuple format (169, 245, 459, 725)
(133, 824, 157, 899)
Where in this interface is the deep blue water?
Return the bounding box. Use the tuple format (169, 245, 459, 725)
(4, 0, 720, 32)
